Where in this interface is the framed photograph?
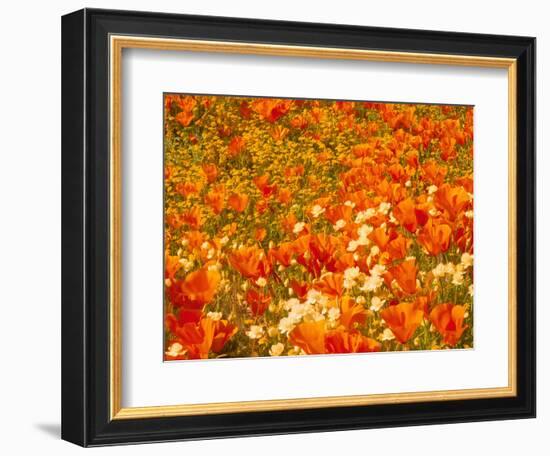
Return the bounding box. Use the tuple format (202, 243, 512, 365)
(61, 8, 536, 447)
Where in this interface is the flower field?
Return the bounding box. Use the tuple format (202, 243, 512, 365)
(163, 94, 474, 361)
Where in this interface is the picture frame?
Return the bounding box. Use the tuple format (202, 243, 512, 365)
(61, 8, 536, 447)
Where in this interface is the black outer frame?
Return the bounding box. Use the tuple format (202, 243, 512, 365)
(61, 8, 536, 447)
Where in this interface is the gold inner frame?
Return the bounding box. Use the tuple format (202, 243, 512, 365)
(109, 35, 517, 420)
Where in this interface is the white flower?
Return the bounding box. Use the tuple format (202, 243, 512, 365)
(327, 307, 341, 321)
(246, 325, 264, 339)
(334, 219, 346, 231)
(355, 208, 376, 223)
(432, 263, 446, 278)
(207, 248, 215, 259)
(165, 278, 172, 287)
(465, 210, 474, 219)
(220, 236, 229, 245)
(380, 328, 395, 341)
(179, 257, 194, 271)
(201, 241, 210, 250)
(468, 284, 474, 297)
(278, 317, 295, 334)
(344, 200, 356, 208)
(305, 289, 322, 304)
(429, 207, 439, 216)
(255, 277, 267, 287)
(269, 343, 285, 356)
(293, 222, 306, 234)
(405, 180, 412, 188)
(461, 252, 474, 268)
(207, 311, 222, 321)
(344, 266, 361, 281)
(347, 240, 359, 252)
(165, 342, 185, 357)
(356, 295, 366, 305)
(354, 211, 367, 224)
(369, 245, 380, 257)
(370, 296, 385, 312)
(378, 202, 391, 214)
(343, 278, 355, 290)
(285, 297, 301, 310)
(361, 274, 384, 292)
(427, 185, 438, 195)
(311, 204, 325, 218)
(357, 224, 373, 245)
(452, 271, 465, 286)
(444, 263, 456, 275)
(288, 302, 308, 322)
(370, 264, 386, 277)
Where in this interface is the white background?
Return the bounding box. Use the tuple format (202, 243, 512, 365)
(0, 0, 545, 455)
(123, 50, 508, 407)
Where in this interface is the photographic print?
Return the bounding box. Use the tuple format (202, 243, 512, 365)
(163, 94, 474, 361)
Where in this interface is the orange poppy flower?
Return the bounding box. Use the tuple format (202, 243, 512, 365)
(175, 95, 197, 112)
(175, 110, 194, 127)
(172, 317, 236, 360)
(289, 280, 309, 299)
(254, 227, 267, 242)
(392, 198, 425, 233)
(255, 199, 269, 215)
(185, 230, 205, 251)
(165, 255, 181, 280)
(271, 125, 290, 141)
(269, 242, 295, 267)
(284, 164, 305, 179)
(253, 174, 277, 198)
(211, 319, 238, 353)
(328, 252, 356, 273)
(175, 181, 202, 197)
(324, 204, 353, 225)
(228, 246, 270, 280)
(180, 267, 221, 306)
(434, 184, 470, 221)
(289, 321, 326, 355)
(251, 98, 291, 123)
(310, 234, 340, 265)
(339, 296, 368, 329)
(201, 163, 218, 183)
(313, 272, 344, 297)
(422, 160, 447, 186)
(429, 303, 468, 346)
(277, 187, 292, 205)
(439, 136, 457, 161)
(227, 192, 249, 213)
(325, 330, 381, 354)
(417, 218, 452, 256)
(290, 114, 309, 130)
(456, 175, 474, 193)
(281, 212, 298, 234)
(380, 302, 424, 344)
(387, 259, 418, 295)
(368, 226, 391, 249)
(245, 289, 271, 316)
(385, 234, 411, 261)
(181, 207, 203, 230)
(204, 187, 225, 214)
(227, 136, 246, 157)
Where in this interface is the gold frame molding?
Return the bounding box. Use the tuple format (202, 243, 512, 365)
(109, 35, 517, 420)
